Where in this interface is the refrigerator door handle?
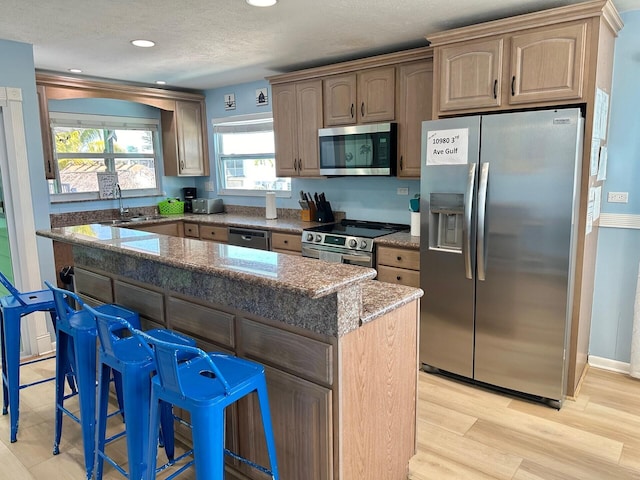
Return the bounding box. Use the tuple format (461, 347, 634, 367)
(477, 162, 490, 281)
(464, 163, 476, 280)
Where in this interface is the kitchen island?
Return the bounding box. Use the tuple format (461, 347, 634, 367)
(38, 223, 422, 480)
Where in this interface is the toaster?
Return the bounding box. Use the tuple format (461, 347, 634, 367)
(192, 198, 224, 214)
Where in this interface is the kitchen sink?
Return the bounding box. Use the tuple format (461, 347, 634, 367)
(100, 219, 132, 225)
(128, 215, 164, 222)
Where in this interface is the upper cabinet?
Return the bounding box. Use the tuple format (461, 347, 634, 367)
(435, 21, 586, 114)
(323, 67, 396, 126)
(396, 60, 433, 178)
(272, 80, 323, 177)
(35, 73, 209, 178)
(161, 100, 209, 176)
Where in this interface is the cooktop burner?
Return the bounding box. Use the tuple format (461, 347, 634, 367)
(305, 219, 409, 239)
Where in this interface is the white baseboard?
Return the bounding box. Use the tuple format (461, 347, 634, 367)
(588, 355, 630, 374)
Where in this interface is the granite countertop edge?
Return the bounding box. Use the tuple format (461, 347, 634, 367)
(360, 281, 424, 325)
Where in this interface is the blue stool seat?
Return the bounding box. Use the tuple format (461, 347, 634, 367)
(135, 330, 280, 480)
(46, 282, 141, 480)
(85, 304, 196, 480)
(0, 271, 58, 443)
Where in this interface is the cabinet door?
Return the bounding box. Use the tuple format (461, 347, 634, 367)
(134, 222, 179, 236)
(509, 22, 586, 105)
(36, 85, 56, 179)
(237, 366, 332, 480)
(323, 73, 357, 126)
(397, 61, 433, 177)
(175, 101, 207, 175)
(438, 38, 503, 112)
(296, 80, 323, 176)
(271, 232, 302, 255)
(357, 66, 395, 123)
(273, 83, 299, 177)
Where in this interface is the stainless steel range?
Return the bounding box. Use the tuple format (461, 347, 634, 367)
(301, 219, 409, 268)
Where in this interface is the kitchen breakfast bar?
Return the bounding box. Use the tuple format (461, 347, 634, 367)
(37, 223, 423, 480)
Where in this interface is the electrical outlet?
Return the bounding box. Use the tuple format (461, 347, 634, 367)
(204, 181, 215, 192)
(397, 187, 409, 196)
(607, 191, 628, 203)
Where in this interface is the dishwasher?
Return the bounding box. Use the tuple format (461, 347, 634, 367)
(227, 227, 271, 250)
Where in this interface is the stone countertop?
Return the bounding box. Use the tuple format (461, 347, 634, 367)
(39, 223, 378, 300)
(39, 223, 423, 336)
(374, 230, 420, 250)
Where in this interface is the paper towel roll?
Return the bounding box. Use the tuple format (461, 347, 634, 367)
(265, 192, 277, 219)
(410, 212, 420, 237)
(630, 262, 640, 378)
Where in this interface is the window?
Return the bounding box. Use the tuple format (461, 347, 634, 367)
(213, 114, 290, 195)
(48, 112, 161, 201)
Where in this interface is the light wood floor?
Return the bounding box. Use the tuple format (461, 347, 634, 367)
(2, 357, 640, 479)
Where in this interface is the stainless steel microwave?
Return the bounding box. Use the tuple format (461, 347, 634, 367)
(318, 123, 397, 176)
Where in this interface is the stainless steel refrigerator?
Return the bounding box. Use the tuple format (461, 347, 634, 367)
(419, 108, 583, 407)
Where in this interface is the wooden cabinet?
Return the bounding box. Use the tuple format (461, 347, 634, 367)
(271, 232, 302, 256)
(323, 66, 395, 126)
(435, 21, 587, 115)
(272, 80, 323, 177)
(134, 221, 182, 237)
(36, 85, 55, 179)
(199, 225, 228, 243)
(376, 245, 420, 288)
(161, 100, 209, 176)
(237, 317, 333, 480)
(183, 222, 200, 238)
(396, 60, 433, 177)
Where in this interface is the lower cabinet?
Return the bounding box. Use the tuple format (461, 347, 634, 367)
(376, 245, 420, 288)
(236, 366, 332, 480)
(134, 221, 183, 237)
(183, 222, 200, 238)
(270, 232, 302, 255)
(199, 225, 229, 243)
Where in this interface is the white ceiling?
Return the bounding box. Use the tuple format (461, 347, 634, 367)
(2, 0, 638, 91)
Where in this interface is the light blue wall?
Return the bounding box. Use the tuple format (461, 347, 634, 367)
(201, 81, 420, 224)
(590, 10, 640, 362)
(0, 39, 56, 284)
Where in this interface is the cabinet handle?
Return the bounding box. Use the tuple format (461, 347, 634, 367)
(284, 240, 288, 244)
(399, 156, 403, 171)
(361, 102, 365, 117)
(493, 79, 498, 99)
(350, 103, 354, 118)
(298, 158, 302, 172)
(180, 160, 185, 170)
(294, 158, 299, 172)
(47, 159, 52, 174)
(396, 275, 402, 281)
(397, 256, 402, 261)
(511, 76, 515, 96)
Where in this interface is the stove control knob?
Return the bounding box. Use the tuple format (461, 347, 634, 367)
(315, 234, 322, 242)
(349, 239, 357, 248)
(306, 233, 314, 241)
(360, 240, 367, 249)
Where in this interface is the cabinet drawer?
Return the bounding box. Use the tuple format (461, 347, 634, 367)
(376, 246, 420, 270)
(199, 225, 228, 243)
(240, 318, 333, 386)
(271, 232, 301, 253)
(74, 268, 113, 304)
(167, 296, 235, 348)
(377, 265, 420, 288)
(114, 280, 164, 325)
(183, 222, 200, 238)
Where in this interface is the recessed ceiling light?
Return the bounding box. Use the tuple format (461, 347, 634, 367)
(246, 0, 277, 6)
(131, 39, 155, 48)
(155, 80, 166, 85)
(68, 68, 82, 73)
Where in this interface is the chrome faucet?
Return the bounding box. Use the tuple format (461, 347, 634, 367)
(115, 184, 129, 218)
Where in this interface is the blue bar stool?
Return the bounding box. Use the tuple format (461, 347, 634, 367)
(135, 329, 280, 480)
(46, 282, 141, 480)
(84, 304, 196, 480)
(0, 271, 58, 443)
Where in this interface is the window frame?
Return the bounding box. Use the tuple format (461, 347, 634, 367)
(212, 112, 291, 198)
(48, 112, 163, 203)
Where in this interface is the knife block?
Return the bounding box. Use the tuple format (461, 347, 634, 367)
(301, 204, 316, 222)
(316, 201, 334, 223)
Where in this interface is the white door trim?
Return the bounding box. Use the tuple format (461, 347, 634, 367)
(0, 86, 54, 356)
